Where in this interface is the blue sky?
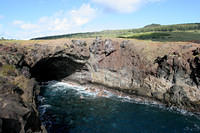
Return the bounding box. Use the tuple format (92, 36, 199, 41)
(0, 0, 200, 39)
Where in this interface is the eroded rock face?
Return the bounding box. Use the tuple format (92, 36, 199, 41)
(87, 38, 147, 90)
(64, 38, 200, 112)
(1, 38, 200, 132)
(0, 40, 90, 132)
(0, 45, 45, 133)
(150, 48, 200, 111)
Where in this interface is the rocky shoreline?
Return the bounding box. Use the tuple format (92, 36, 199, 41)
(61, 79, 200, 116)
(0, 38, 200, 132)
(61, 79, 165, 105)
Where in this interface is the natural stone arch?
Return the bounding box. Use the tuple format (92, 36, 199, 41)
(30, 57, 85, 82)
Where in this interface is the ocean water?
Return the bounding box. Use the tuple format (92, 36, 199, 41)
(38, 81, 200, 133)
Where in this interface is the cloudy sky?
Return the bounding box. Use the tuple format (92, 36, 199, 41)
(0, 0, 200, 39)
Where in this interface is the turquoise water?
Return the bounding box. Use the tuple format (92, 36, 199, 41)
(38, 81, 200, 133)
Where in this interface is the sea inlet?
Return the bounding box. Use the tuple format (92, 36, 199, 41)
(38, 81, 200, 133)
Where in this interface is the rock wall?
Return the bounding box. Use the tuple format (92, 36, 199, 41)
(64, 38, 200, 112)
(0, 45, 46, 133)
(0, 38, 200, 132)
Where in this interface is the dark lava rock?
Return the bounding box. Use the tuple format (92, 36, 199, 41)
(21, 66, 31, 78)
(163, 85, 195, 110)
(193, 47, 200, 56)
(120, 40, 129, 48)
(72, 40, 87, 47)
(104, 39, 116, 56)
(1, 39, 200, 132)
(89, 38, 104, 54)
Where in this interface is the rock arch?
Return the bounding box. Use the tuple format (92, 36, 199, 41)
(30, 57, 85, 82)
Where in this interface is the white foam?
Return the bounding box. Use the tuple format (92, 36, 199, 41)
(45, 81, 116, 99)
(38, 104, 52, 115)
(42, 81, 200, 118)
(166, 106, 198, 118)
(37, 96, 46, 102)
(44, 81, 164, 107)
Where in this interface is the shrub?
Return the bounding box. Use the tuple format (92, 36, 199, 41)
(0, 64, 17, 76)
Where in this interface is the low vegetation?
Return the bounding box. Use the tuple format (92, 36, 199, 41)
(0, 64, 17, 76)
(30, 23, 200, 43)
(119, 31, 200, 42)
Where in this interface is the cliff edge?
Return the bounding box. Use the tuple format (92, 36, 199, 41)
(0, 38, 200, 132)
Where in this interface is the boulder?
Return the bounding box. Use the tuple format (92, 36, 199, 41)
(72, 40, 87, 46)
(120, 40, 129, 48)
(104, 39, 115, 56)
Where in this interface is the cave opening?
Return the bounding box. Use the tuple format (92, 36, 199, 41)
(30, 57, 85, 82)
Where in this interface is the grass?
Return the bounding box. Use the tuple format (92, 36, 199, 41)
(30, 23, 200, 42)
(118, 31, 200, 42)
(1, 23, 200, 43)
(0, 39, 47, 45)
(0, 64, 17, 76)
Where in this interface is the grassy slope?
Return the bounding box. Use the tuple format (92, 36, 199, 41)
(30, 23, 200, 42)
(119, 31, 200, 42)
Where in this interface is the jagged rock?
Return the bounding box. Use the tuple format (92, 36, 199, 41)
(0, 45, 45, 132)
(89, 38, 104, 54)
(162, 85, 199, 111)
(72, 40, 87, 46)
(104, 39, 115, 56)
(0, 90, 42, 133)
(193, 47, 200, 56)
(89, 39, 116, 56)
(120, 40, 129, 48)
(21, 66, 31, 78)
(1, 39, 200, 132)
(0, 77, 23, 95)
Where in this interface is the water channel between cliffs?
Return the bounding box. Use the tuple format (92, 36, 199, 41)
(38, 81, 200, 133)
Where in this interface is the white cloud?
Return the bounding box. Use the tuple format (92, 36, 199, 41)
(91, 0, 160, 13)
(70, 4, 96, 26)
(13, 20, 38, 30)
(12, 4, 97, 39)
(20, 23, 39, 30)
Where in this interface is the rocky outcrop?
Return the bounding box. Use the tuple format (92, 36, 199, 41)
(151, 48, 200, 111)
(1, 38, 200, 132)
(0, 40, 90, 132)
(64, 38, 200, 112)
(87, 38, 147, 90)
(0, 45, 45, 133)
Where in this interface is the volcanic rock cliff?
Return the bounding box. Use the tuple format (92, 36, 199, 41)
(0, 38, 200, 132)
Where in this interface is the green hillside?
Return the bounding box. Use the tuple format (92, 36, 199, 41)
(31, 23, 200, 42)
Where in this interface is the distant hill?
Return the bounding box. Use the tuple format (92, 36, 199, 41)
(31, 23, 200, 42)
(144, 24, 161, 28)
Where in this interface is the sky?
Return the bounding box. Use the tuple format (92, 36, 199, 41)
(0, 0, 200, 39)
